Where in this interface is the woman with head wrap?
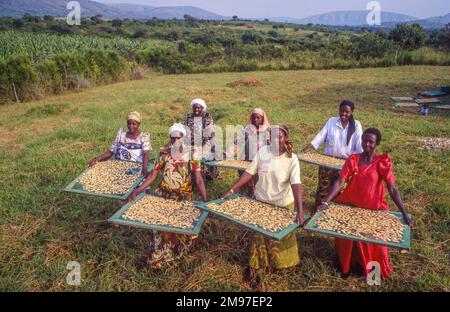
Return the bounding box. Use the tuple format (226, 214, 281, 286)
(301, 100, 363, 210)
(183, 98, 219, 181)
(221, 125, 305, 286)
(225, 108, 271, 196)
(88, 111, 151, 176)
(127, 123, 208, 268)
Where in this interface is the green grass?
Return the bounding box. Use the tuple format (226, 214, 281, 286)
(0, 65, 449, 291)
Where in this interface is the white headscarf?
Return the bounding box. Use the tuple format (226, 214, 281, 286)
(191, 98, 207, 111)
(168, 123, 187, 137)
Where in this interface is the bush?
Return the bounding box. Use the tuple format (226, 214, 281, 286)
(390, 23, 428, 50)
(68, 74, 95, 89)
(259, 45, 289, 59)
(0, 59, 9, 102)
(49, 24, 73, 35)
(237, 45, 261, 59)
(232, 59, 258, 72)
(12, 19, 24, 28)
(53, 53, 87, 82)
(165, 31, 180, 41)
(242, 31, 265, 45)
(136, 46, 193, 74)
(1, 55, 37, 102)
(430, 24, 450, 52)
(36, 60, 63, 94)
(132, 29, 147, 38)
(112, 19, 123, 27)
(353, 31, 396, 60)
(129, 63, 148, 80)
(84, 49, 127, 81)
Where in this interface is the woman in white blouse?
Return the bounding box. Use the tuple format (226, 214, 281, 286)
(301, 100, 363, 209)
(222, 125, 305, 286)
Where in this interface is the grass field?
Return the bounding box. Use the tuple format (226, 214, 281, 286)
(0, 66, 449, 291)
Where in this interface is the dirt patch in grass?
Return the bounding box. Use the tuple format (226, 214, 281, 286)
(0, 127, 24, 153)
(227, 77, 263, 88)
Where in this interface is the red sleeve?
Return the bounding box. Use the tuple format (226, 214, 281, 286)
(340, 154, 358, 181)
(378, 154, 396, 185)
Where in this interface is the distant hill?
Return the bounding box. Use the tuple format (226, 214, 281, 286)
(381, 13, 450, 29)
(0, 0, 228, 20)
(270, 11, 417, 26)
(1, 1, 447, 30)
(105, 3, 227, 20)
(0, 0, 123, 18)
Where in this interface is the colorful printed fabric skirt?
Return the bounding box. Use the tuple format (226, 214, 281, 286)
(147, 185, 196, 268)
(248, 202, 299, 270)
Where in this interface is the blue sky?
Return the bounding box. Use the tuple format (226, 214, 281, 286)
(98, 0, 449, 19)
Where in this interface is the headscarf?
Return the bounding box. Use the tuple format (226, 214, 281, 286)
(127, 111, 141, 123)
(161, 123, 187, 157)
(168, 123, 187, 137)
(248, 108, 271, 130)
(272, 125, 293, 158)
(191, 98, 207, 111)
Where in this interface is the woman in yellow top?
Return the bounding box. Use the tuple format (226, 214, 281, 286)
(221, 125, 305, 285)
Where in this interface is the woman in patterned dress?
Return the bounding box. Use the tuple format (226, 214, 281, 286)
(183, 98, 219, 181)
(128, 123, 208, 268)
(88, 111, 151, 176)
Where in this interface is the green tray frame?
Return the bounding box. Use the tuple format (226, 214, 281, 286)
(202, 160, 251, 171)
(195, 193, 307, 241)
(108, 193, 209, 235)
(304, 203, 411, 250)
(64, 160, 152, 200)
(297, 153, 344, 170)
(418, 91, 448, 97)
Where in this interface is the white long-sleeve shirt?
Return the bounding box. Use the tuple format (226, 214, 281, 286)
(310, 117, 363, 159)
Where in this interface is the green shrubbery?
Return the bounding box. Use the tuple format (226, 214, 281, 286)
(0, 49, 128, 103)
(1, 17, 450, 103)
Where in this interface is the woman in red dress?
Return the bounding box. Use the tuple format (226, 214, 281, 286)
(317, 128, 413, 279)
